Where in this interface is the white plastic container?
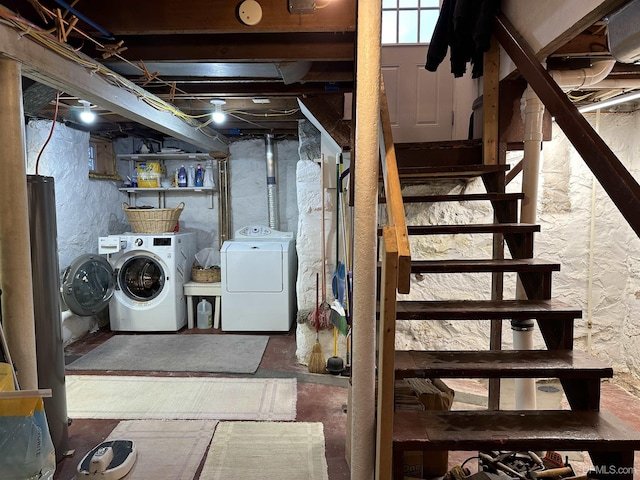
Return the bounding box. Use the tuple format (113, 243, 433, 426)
(197, 298, 213, 329)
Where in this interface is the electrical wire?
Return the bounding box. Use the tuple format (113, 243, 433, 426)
(35, 90, 60, 175)
(0, 6, 299, 136)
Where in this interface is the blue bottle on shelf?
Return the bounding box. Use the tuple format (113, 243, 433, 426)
(195, 163, 204, 187)
(177, 165, 187, 187)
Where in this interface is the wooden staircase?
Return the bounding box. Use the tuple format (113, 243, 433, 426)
(371, 14, 640, 476)
(377, 142, 640, 479)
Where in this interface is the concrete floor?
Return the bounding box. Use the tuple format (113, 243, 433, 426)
(55, 327, 351, 480)
(53, 326, 640, 480)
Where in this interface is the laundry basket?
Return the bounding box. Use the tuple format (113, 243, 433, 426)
(122, 202, 184, 233)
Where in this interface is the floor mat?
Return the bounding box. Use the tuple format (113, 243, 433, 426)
(66, 375, 296, 420)
(104, 420, 217, 480)
(66, 334, 269, 374)
(200, 421, 328, 480)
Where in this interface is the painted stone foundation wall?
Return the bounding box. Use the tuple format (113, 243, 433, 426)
(26, 120, 304, 346)
(396, 110, 640, 384)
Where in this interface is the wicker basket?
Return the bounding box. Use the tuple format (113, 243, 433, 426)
(122, 202, 184, 233)
(191, 265, 221, 283)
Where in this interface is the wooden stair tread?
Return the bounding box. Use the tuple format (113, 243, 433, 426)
(394, 299, 582, 320)
(393, 409, 640, 452)
(395, 349, 613, 379)
(409, 258, 560, 274)
(407, 223, 540, 235)
(397, 164, 509, 181)
(379, 192, 524, 204)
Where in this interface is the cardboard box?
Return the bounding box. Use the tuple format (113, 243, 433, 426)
(137, 161, 162, 188)
(0, 363, 14, 392)
(402, 378, 455, 477)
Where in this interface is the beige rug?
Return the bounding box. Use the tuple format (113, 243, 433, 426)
(200, 422, 328, 480)
(66, 375, 296, 420)
(105, 420, 217, 480)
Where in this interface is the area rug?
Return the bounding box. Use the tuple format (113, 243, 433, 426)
(66, 334, 269, 374)
(200, 422, 328, 480)
(105, 420, 218, 480)
(66, 375, 296, 420)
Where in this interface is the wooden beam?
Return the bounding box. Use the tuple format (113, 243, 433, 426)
(375, 227, 398, 480)
(379, 79, 411, 295)
(495, 12, 640, 239)
(68, 0, 357, 35)
(0, 22, 228, 153)
(105, 33, 355, 62)
(482, 36, 499, 166)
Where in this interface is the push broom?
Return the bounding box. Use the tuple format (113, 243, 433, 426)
(308, 273, 325, 373)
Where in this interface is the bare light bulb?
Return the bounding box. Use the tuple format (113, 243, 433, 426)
(78, 100, 96, 124)
(211, 99, 226, 124)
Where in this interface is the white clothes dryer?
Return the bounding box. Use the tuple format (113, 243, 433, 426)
(62, 232, 196, 332)
(220, 225, 297, 332)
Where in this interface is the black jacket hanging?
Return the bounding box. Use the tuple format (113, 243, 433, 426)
(425, 0, 500, 78)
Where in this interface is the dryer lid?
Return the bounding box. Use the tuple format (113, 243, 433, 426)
(62, 254, 115, 317)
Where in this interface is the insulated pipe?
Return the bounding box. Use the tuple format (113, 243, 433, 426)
(265, 134, 279, 230)
(0, 58, 38, 389)
(512, 85, 545, 411)
(351, 0, 381, 477)
(549, 59, 615, 91)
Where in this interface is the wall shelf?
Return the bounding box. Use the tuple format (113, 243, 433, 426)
(117, 153, 216, 208)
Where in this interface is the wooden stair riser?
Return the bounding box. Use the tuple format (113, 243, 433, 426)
(394, 140, 483, 169)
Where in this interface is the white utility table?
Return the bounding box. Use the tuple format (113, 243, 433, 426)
(183, 281, 221, 329)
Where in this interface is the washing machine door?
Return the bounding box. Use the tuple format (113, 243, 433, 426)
(62, 254, 115, 316)
(117, 254, 166, 302)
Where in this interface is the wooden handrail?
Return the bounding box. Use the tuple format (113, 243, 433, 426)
(494, 12, 640, 238)
(379, 78, 412, 294)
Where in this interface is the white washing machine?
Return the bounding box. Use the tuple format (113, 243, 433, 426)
(61, 232, 196, 332)
(220, 225, 297, 331)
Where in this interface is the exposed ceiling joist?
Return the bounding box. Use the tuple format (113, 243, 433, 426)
(0, 21, 228, 153)
(68, 0, 356, 35)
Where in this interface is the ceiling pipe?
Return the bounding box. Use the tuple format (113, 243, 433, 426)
(549, 59, 616, 91)
(512, 84, 545, 411)
(579, 79, 640, 89)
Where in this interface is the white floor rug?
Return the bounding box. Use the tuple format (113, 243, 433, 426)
(105, 420, 218, 480)
(66, 375, 296, 420)
(200, 422, 329, 480)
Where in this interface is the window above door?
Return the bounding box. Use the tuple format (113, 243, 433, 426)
(382, 0, 440, 45)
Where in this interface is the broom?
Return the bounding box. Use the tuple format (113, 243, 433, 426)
(308, 272, 326, 373)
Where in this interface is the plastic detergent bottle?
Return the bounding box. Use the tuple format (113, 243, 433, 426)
(187, 165, 195, 186)
(177, 165, 187, 187)
(197, 298, 213, 329)
(194, 164, 204, 187)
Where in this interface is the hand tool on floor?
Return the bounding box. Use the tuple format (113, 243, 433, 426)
(529, 466, 574, 478)
(325, 324, 344, 375)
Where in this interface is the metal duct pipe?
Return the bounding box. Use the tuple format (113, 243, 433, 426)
(265, 134, 279, 229)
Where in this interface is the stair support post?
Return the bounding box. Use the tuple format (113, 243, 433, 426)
(376, 227, 399, 480)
